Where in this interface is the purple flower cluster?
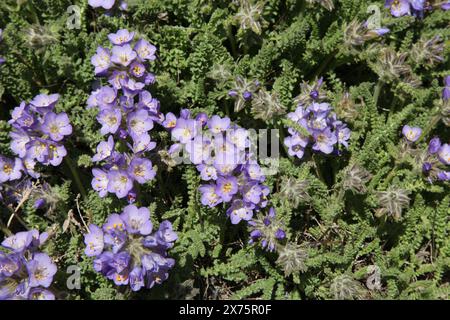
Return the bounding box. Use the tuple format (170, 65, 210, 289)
(248, 208, 286, 252)
(83, 205, 177, 291)
(422, 137, 450, 182)
(0, 230, 56, 300)
(284, 102, 351, 159)
(7, 93, 72, 177)
(385, 0, 449, 17)
(89, 30, 160, 200)
(165, 110, 270, 225)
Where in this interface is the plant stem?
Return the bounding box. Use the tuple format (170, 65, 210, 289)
(64, 157, 87, 199)
(373, 79, 384, 109)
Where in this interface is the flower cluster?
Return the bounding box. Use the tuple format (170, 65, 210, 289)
(88, 0, 128, 11)
(284, 102, 351, 159)
(165, 110, 270, 225)
(83, 205, 177, 291)
(8, 93, 72, 178)
(385, 0, 449, 17)
(0, 230, 57, 300)
(88, 29, 160, 200)
(422, 137, 450, 182)
(248, 207, 286, 252)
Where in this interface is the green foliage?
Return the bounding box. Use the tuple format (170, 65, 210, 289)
(0, 0, 449, 300)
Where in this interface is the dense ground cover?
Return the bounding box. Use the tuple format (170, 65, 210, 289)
(0, 0, 449, 300)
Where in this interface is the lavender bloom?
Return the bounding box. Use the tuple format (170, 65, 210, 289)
(28, 288, 55, 300)
(84, 224, 104, 257)
(29, 94, 59, 114)
(199, 184, 222, 207)
(402, 125, 422, 142)
(443, 1, 450, 10)
(91, 169, 111, 197)
(97, 107, 121, 135)
(92, 136, 115, 162)
(83, 207, 176, 291)
(428, 137, 441, 154)
(443, 76, 450, 101)
(284, 135, 307, 158)
(26, 253, 57, 288)
(120, 205, 153, 235)
(172, 118, 199, 143)
(216, 176, 239, 202)
(437, 171, 450, 181)
(107, 170, 133, 199)
(108, 29, 135, 45)
(134, 39, 157, 61)
(207, 115, 231, 134)
(128, 157, 155, 184)
(385, 0, 411, 17)
(127, 109, 154, 139)
(438, 144, 450, 165)
(227, 199, 253, 224)
(312, 128, 337, 154)
(91, 47, 111, 75)
(41, 112, 72, 142)
(0, 157, 23, 183)
(88, 0, 115, 9)
(111, 44, 137, 67)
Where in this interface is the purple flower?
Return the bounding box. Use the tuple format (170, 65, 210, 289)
(84, 224, 104, 257)
(91, 169, 109, 197)
(111, 44, 137, 67)
(88, 0, 115, 9)
(134, 39, 157, 61)
(207, 115, 231, 134)
(120, 205, 153, 235)
(199, 184, 222, 207)
(128, 157, 155, 184)
(197, 164, 218, 181)
(284, 134, 308, 158)
(1, 231, 33, 252)
(437, 171, 450, 181)
(28, 288, 55, 300)
(442, 1, 450, 10)
(91, 47, 111, 75)
(41, 112, 72, 142)
(443, 76, 450, 101)
(428, 137, 441, 154)
(97, 106, 121, 135)
(227, 200, 253, 224)
(26, 253, 57, 288)
(0, 157, 23, 183)
(129, 267, 145, 291)
(107, 170, 133, 199)
(402, 125, 422, 142)
(108, 29, 135, 45)
(438, 144, 450, 165)
(312, 128, 337, 154)
(92, 136, 115, 162)
(127, 109, 153, 139)
(29, 94, 59, 114)
(195, 113, 209, 126)
(129, 61, 146, 78)
(385, 0, 411, 17)
(171, 118, 199, 143)
(162, 112, 177, 129)
(422, 162, 432, 173)
(216, 176, 238, 202)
